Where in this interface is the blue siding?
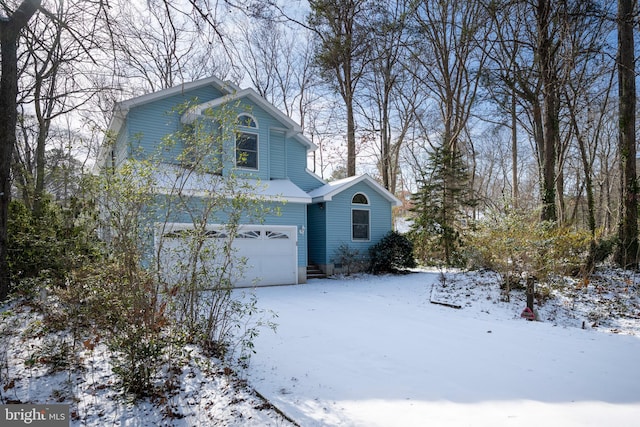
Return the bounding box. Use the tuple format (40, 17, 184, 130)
(119, 86, 323, 193)
(114, 81, 395, 277)
(126, 85, 226, 162)
(269, 130, 286, 179)
(323, 181, 393, 265)
(286, 140, 325, 191)
(307, 203, 326, 265)
(115, 122, 129, 167)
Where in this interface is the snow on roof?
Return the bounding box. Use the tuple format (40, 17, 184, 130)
(152, 164, 311, 204)
(307, 174, 401, 206)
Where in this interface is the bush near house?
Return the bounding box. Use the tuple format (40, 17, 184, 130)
(369, 231, 416, 274)
(7, 198, 101, 288)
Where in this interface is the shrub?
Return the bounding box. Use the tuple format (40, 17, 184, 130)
(332, 243, 367, 275)
(369, 231, 417, 274)
(467, 210, 592, 301)
(61, 260, 166, 399)
(7, 197, 101, 286)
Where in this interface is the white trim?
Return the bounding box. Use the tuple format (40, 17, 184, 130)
(352, 192, 370, 205)
(181, 88, 317, 151)
(351, 208, 371, 242)
(238, 113, 258, 128)
(235, 130, 259, 170)
(308, 174, 401, 206)
(120, 77, 238, 111)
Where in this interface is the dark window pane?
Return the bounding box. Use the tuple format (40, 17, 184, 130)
(236, 132, 258, 169)
(352, 193, 368, 204)
(238, 114, 257, 127)
(352, 209, 369, 240)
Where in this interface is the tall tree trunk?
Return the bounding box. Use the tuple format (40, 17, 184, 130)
(0, 0, 42, 301)
(615, 0, 638, 268)
(511, 90, 518, 209)
(537, 0, 558, 222)
(346, 89, 357, 176)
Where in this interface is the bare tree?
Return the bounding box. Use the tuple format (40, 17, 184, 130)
(484, 0, 609, 224)
(407, 0, 490, 263)
(307, 0, 373, 177)
(357, 0, 412, 194)
(561, 8, 615, 236)
(13, 0, 105, 217)
(107, 0, 234, 95)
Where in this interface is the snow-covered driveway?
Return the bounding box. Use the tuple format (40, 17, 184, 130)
(243, 270, 640, 427)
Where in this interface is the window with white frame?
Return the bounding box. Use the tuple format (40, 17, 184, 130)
(236, 114, 258, 169)
(352, 193, 370, 241)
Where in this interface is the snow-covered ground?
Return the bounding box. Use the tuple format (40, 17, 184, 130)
(2, 268, 639, 426)
(245, 268, 640, 427)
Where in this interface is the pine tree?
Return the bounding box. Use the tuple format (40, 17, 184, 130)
(409, 145, 475, 266)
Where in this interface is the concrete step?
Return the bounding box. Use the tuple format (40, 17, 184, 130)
(306, 265, 326, 279)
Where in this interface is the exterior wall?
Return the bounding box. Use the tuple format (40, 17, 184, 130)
(323, 181, 394, 272)
(307, 202, 327, 269)
(269, 130, 286, 179)
(114, 122, 129, 168)
(125, 85, 225, 163)
(112, 83, 394, 284)
(117, 85, 317, 284)
(286, 140, 325, 191)
(118, 86, 321, 193)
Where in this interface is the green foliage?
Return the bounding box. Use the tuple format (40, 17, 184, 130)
(409, 145, 476, 267)
(307, 0, 372, 81)
(467, 210, 593, 300)
(7, 197, 101, 286)
(369, 231, 416, 274)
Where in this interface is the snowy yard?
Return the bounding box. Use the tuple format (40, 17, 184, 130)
(245, 269, 640, 427)
(2, 268, 640, 426)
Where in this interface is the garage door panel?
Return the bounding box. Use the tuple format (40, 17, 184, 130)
(157, 224, 297, 287)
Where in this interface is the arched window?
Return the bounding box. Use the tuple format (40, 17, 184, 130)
(352, 193, 369, 205)
(236, 114, 258, 169)
(238, 114, 257, 128)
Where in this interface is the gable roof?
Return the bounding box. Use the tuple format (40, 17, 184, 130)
(96, 77, 317, 171)
(307, 174, 401, 206)
(181, 87, 317, 151)
(108, 76, 240, 136)
(95, 77, 240, 171)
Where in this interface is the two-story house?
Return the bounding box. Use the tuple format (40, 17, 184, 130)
(96, 76, 400, 286)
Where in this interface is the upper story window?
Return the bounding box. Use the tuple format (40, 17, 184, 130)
(238, 114, 257, 128)
(236, 133, 258, 169)
(236, 114, 258, 169)
(352, 193, 369, 205)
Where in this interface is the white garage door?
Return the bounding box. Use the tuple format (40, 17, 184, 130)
(157, 224, 298, 287)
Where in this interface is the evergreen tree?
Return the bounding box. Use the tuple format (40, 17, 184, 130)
(409, 145, 475, 266)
